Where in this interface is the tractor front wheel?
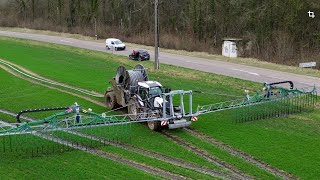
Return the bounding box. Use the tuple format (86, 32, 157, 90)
(146, 111, 162, 131)
(147, 121, 161, 131)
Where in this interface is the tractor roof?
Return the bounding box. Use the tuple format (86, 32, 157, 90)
(138, 81, 162, 88)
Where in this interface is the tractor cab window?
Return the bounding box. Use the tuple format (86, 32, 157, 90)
(138, 86, 162, 100)
(138, 87, 148, 100)
(149, 86, 162, 97)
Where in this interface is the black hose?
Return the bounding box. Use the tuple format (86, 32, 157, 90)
(268, 81, 294, 89)
(16, 107, 69, 123)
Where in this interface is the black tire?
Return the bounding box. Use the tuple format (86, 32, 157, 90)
(105, 91, 118, 109)
(128, 98, 138, 120)
(147, 121, 161, 131)
(146, 112, 162, 131)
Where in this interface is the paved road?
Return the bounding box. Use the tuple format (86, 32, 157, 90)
(0, 31, 319, 91)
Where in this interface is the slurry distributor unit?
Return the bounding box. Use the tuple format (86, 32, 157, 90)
(0, 65, 317, 157)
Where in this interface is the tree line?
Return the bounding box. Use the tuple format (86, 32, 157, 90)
(0, 0, 319, 66)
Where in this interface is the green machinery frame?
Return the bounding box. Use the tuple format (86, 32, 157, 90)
(0, 81, 317, 157)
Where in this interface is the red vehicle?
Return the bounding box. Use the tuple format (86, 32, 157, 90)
(129, 50, 150, 61)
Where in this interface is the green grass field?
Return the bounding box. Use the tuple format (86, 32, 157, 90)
(0, 151, 158, 179)
(0, 36, 319, 179)
(0, 66, 223, 178)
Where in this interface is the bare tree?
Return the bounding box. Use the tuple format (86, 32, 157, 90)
(0, 0, 319, 65)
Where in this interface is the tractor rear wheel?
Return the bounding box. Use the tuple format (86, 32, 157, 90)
(128, 98, 138, 120)
(105, 91, 118, 109)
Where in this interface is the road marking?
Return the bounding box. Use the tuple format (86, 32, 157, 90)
(230, 68, 260, 76)
(60, 39, 73, 44)
(185, 60, 201, 65)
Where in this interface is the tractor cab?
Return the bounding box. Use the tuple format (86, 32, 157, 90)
(137, 81, 164, 109)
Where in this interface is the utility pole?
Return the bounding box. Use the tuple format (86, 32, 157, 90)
(154, 0, 159, 70)
(94, 17, 98, 40)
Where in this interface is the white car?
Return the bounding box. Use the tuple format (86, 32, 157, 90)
(105, 38, 126, 51)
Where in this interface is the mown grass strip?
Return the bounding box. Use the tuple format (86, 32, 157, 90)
(173, 129, 279, 179)
(0, 150, 158, 179)
(54, 130, 224, 180)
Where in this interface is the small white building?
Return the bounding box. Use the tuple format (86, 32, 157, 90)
(222, 38, 242, 58)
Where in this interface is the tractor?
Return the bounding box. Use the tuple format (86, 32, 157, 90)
(104, 64, 193, 131)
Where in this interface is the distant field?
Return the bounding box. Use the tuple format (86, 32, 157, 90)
(0, 36, 319, 179)
(1, 27, 320, 78)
